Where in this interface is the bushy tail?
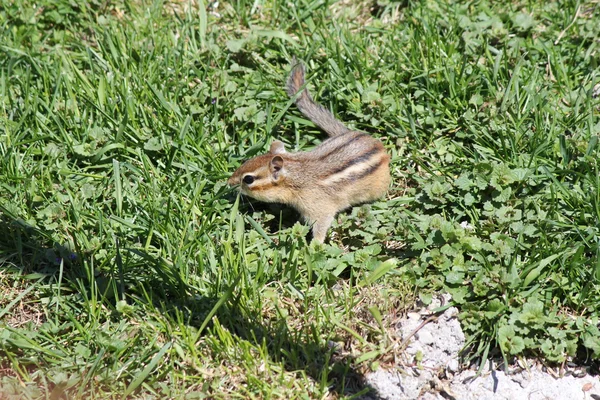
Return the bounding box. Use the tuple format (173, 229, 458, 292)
(286, 59, 350, 137)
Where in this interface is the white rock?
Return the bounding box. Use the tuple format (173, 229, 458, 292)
(364, 299, 600, 400)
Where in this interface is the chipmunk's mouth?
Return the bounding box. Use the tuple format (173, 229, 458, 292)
(227, 179, 249, 196)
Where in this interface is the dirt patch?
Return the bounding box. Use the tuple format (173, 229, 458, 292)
(0, 271, 45, 329)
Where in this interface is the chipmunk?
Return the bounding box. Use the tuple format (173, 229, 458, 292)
(228, 60, 390, 242)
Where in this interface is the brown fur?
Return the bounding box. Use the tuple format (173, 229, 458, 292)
(228, 60, 391, 242)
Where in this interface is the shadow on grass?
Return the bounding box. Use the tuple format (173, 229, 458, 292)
(195, 299, 381, 399)
(0, 211, 384, 399)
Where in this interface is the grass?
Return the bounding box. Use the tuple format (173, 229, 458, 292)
(1, 0, 600, 398)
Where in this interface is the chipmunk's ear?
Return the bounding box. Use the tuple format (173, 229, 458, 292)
(269, 155, 285, 180)
(270, 140, 286, 154)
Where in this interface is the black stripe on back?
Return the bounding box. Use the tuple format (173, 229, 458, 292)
(330, 146, 381, 175)
(318, 133, 369, 160)
(331, 157, 386, 188)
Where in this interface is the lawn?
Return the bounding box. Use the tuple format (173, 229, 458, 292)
(1, 0, 599, 398)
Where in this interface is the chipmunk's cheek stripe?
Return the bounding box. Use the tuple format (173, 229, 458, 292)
(247, 183, 274, 192)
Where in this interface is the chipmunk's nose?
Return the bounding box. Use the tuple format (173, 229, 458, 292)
(227, 175, 239, 186)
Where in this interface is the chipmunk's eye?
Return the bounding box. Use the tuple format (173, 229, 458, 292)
(243, 175, 255, 185)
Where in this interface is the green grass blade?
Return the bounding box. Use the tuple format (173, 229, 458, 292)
(123, 342, 172, 398)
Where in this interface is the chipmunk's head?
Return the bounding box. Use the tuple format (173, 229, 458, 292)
(228, 141, 289, 202)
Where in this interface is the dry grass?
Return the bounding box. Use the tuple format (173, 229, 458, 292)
(0, 271, 45, 329)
